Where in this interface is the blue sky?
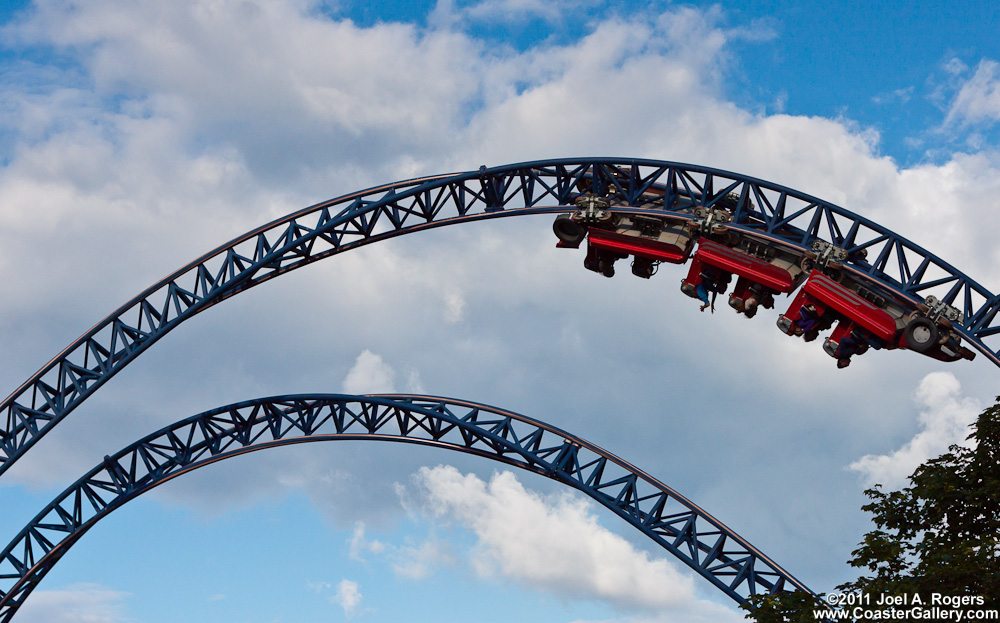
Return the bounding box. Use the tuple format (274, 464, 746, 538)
(1, 0, 1000, 621)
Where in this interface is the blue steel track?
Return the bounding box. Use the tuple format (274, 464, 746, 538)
(1, 158, 994, 618)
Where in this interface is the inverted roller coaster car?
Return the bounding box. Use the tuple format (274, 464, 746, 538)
(679, 238, 807, 317)
(777, 270, 975, 364)
(553, 196, 695, 279)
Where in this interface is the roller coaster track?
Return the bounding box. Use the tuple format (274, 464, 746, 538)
(0, 394, 814, 621)
(3, 158, 997, 480)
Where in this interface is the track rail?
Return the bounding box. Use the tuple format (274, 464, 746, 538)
(0, 394, 815, 621)
(3, 159, 997, 479)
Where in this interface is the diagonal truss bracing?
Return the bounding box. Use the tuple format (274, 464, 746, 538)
(3, 158, 998, 480)
(0, 394, 815, 621)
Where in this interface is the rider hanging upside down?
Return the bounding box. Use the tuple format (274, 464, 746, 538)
(731, 283, 775, 319)
(825, 326, 886, 368)
(793, 304, 820, 336)
(833, 330, 863, 368)
(692, 266, 729, 313)
(696, 270, 715, 312)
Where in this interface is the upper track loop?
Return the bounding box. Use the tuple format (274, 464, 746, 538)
(2, 159, 997, 479)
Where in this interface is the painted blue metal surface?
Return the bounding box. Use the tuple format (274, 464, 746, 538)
(2, 159, 997, 480)
(0, 394, 816, 621)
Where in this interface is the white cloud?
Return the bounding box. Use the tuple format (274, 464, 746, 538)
(872, 86, 914, 105)
(340, 350, 425, 396)
(342, 350, 397, 394)
(946, 59, 1000, 126)
(409, 466, 741, 620)
(460, 0, 590, 24)
(349, 522, 386, 560)
(333, 579, 363, 618)
(9, 1, 480, 130)
(850, 372, 981, 488)
(348, 521, 453, 580)
(891, 152, 1000, 286)
(14, 584, 129, 623)
(944, 57, 970, 76)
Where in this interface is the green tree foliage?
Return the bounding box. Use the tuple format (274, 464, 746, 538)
(740, 591, 824, 622)
(838, 398, 1000, 608)
(743, 398, 1000, 622)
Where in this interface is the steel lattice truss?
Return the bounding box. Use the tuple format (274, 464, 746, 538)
(0, 394, 813, 621)
(3, 158, 998, 480)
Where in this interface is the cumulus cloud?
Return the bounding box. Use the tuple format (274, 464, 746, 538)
(946, 59, 1000, 127)
(333, 579, 363, 618)
(850, 372, 981, 488)
(407, 466, 741, 620)
(456, 0, 590, 24)
(342, 350, 397, 394)
(340, 350, 426, 396)
(14, 584, 129, 623)
(7, 1, 482, 140)
(349, 522, 386, 560)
